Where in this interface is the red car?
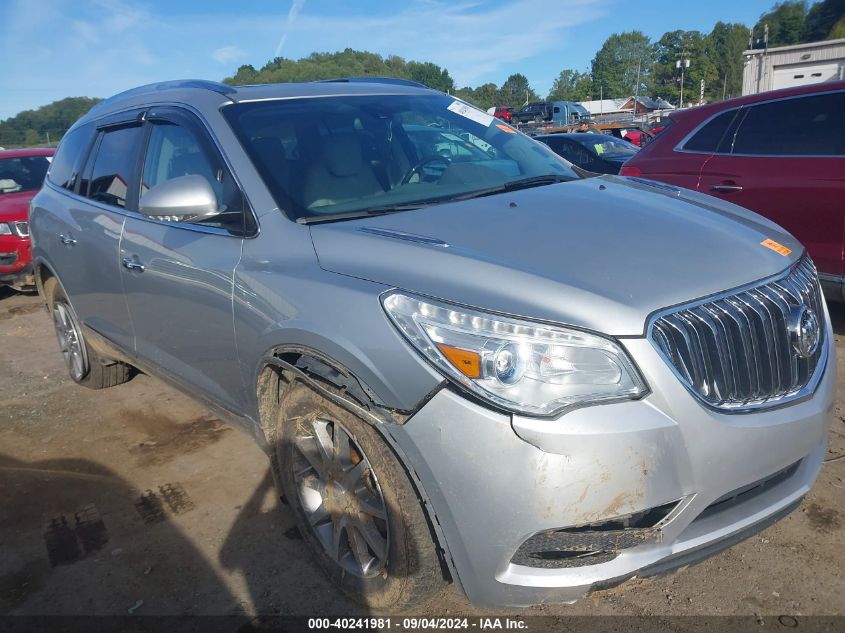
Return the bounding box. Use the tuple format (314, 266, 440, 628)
(0, 148, 54, 289)
(619, 128, 652, 146)
(621, 81, 845, 297)
(493, 106, 514, 123)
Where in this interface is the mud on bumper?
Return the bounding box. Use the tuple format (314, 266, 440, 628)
(385, 334, 834, 608)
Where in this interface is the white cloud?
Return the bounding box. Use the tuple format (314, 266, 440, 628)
(212, 45, 247, 64)
(274, 0, 307, 59)
(0, 0, 609, 120)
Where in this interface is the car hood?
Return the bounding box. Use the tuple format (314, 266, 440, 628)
(309, 176, 803, 335)
(0, 190, 35, 223)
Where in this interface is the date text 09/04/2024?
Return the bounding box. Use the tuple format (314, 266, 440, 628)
(308, 618, 528, 630)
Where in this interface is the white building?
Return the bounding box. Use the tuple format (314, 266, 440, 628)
(742, 37, 845, 95)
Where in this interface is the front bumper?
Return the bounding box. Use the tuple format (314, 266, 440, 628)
(387, 332, 835, 608)
(0, 234, 33, 287)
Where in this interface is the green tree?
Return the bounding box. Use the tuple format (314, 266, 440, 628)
(222, 49, 454, 92)
(0, 97, 101, 148)
(547, 69, 593, 101)
(591, 31, 653, 99)
(406, 61, 455, 92)
(652, 30, 718, 105)
(453, 83, 500, 110)
(230, 64, 259, 84)
(706, 22, 749, 100)
(498, 73, 538, 107)
(804, 0, 845, 40)
(754, 1, 808, 46)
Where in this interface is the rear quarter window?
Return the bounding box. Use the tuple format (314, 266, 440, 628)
(47, 125, 93, 191)
(732, 91, 845, 156)
(681, 110, 738, 153)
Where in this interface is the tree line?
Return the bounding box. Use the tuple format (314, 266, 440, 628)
(553, 0, 844, 105)
(1, 0, 841, 147)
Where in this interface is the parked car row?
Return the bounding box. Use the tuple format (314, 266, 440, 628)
(27, 78, 834, 610)
(536, 132, 639, 174)
(496, 100, 591, 127)
(621, 80, 845, 299)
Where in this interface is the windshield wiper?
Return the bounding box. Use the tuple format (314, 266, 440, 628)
(297, 175, 574, 224)
(296, 202, 430, 225)
(446, 174, 574, 202)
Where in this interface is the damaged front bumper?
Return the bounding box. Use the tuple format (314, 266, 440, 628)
(385, 335, 835, 608)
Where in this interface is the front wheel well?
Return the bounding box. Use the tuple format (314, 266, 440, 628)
(255, 347, 455, 586)
(35, 262, 56, 300)
(256, 347, 407, 443)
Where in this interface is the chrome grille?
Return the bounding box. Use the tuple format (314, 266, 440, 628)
(650, 256, 826, 410)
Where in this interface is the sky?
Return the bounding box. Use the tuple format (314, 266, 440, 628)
(1, 0, 777, 121)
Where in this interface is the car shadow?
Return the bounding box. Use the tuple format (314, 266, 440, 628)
(0, 453, 241, 616)
(828, 300, 845, 336)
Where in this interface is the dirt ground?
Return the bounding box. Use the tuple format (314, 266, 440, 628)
(1, 286, 843, 620)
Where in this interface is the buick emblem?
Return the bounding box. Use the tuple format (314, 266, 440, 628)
(789, 305, 820, 358)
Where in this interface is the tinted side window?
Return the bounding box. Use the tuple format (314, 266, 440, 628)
(732, 92, 845, 156)
(87, 125, 143, 208)
(682, 110, 737, 153)
(47, 125, 92, 190)
(140, 120, 246, 232)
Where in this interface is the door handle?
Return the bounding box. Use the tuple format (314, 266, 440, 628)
(122, 257, 146, 272)
(58, 234, 77, 245)
(710, 184, 743, 193)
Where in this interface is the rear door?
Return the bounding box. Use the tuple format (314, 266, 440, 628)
(636, 109, 741, 191)
(37, 116, 145, 353)
(118, 107, 253, 412)
(697, 90, 845, 279)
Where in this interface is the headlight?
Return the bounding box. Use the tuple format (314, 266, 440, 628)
(0, 223, 12, 235)
(382, 292, 647, 417)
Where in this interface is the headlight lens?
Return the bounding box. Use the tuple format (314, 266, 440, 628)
(382, 292, 647, 417)
(0, 223, 12, 236)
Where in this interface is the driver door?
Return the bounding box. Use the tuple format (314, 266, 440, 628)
(118, 107, 253, 413)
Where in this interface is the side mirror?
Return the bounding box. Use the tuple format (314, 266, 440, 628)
(139, 174, 220, 221)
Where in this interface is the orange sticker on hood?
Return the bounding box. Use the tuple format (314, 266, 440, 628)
(761, 239, 792, 256)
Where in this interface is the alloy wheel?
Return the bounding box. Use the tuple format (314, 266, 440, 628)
(52, 302, 88, 381)
(292, 417, 389, 578)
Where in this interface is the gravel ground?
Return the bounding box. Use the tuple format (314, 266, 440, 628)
(0, 287, 843, 621)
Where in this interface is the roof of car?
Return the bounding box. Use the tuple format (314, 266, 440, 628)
(0, 148, 55, 158)
(537, 132, 623, 144)
(84, 78, 441, 121)
(670, 79, 845, 125)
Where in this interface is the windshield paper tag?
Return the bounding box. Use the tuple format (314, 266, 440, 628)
(761, 238, 792, 256)
(447, 100, 495, 127)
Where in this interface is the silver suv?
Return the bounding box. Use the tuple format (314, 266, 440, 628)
(30, 79, 834, 609)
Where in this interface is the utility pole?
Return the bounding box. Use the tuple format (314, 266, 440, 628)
(722, 73, 728, 100)
(633, 59, 642, 123)
(676, 55, 690, 108)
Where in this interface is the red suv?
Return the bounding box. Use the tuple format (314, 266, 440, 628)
(0, 148, 54, 289)
(621, 81, 845, 297)
(493, 106, 515, 123)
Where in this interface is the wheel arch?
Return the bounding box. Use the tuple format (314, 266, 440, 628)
(254, 344, 458, 588)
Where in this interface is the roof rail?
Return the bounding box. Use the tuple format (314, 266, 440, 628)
(314, 77, 429, 88)
(88, 79, 237, 114)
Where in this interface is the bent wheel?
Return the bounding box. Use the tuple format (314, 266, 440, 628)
(275, 381, 444, 608)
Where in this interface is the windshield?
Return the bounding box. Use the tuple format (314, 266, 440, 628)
(577, 137, 639, 161)
(223, 94, 578, 222)
(0, 155, 51, 194)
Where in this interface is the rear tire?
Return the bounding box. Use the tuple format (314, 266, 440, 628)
(43, 277, 133, 389)
(274, 381, 444, 609)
